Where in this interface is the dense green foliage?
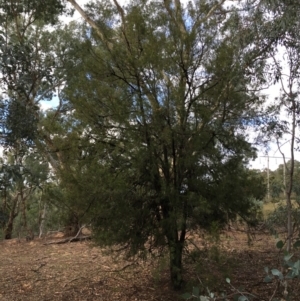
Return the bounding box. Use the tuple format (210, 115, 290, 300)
(2, 0, 300, 290)
(55, 0, 269, 288)
(268, 161, 300, 201)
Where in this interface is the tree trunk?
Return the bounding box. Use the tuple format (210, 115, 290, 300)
(286, 193, 292, 252)
(4, 197, 19, 239)
(20, 188, 27, 230)
(4, 219, 13, 239)
(285, 94, 296, 253)
(64, 214, 80, 237)
(168, 237, 184, 290)
(162, 197, 187, 289)
(64, 224, 80, 237)
(39, 201, 47, 238)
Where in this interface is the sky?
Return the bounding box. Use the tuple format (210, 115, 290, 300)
(40, 0, 299, 171)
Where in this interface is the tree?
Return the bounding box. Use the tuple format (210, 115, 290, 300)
(0, 0, 78, 152)
(0, 149, 49, 239)
(260, 0, 300, 252)
(0, 0, 72, 239)
(57, 0, 269, 289)
(37, 106, 99, 236)
(268, 161, 300, 202)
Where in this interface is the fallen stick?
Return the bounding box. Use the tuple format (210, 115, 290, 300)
(43, 235, 91, 245)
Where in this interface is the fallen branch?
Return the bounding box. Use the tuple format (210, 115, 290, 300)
(43, 225, 91, 245)
(43, 235, 91, 245)
(69, 224, 87, 242)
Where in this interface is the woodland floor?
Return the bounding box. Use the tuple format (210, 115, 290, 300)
(0, 228, 299, 301)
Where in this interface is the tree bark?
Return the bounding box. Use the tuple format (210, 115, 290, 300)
(4, 220, 13, 239)
(168, 238, 184, 290)
(286, 95, 296, 253)
(286, 194, 292, 252)
(20, 188, 27, 230)
(162, 195, 187, 289)
(64, 214, 80, 237)
(4, 197, 19, 239)
(39, 200, 47, 238)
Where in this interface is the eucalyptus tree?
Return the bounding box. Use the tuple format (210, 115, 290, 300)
(269, 161, 300, 202)
(58, 0, 269, 288)
(259, 0, 300, 252)
(0, 0, 73, 148)
(36, 105, 100, 236)
(0, 0, 73, 238)
(0, 150, 49, 239)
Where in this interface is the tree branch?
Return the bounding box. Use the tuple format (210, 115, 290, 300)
(67, 0, 113, 49)
(192, 0, 227, 31)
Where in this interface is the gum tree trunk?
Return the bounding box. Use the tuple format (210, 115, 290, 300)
(4, 195, 19, 239)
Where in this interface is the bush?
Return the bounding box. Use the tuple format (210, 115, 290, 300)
(266, 204, 300, 237)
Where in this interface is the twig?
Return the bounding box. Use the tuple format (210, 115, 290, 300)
(186, 238, 203, 253)
(268, 279, 280, 301)
(31, 262, 46, 273)
(215, 291, 259, 300)
(216, 281, 259, 300)
(101, 262, 138, 273)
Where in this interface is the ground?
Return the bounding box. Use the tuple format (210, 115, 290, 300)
(0, 229, 299, 301)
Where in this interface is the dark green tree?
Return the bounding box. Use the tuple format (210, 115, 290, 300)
(57, 0, 269, 288)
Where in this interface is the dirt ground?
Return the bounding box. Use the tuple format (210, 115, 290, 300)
(0, 229, 299, 301)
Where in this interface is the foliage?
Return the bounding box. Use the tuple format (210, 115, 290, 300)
(260, 0, 300, 251)
(182, 279, 253, 301)
(185, 235, 236, 293)
(1, 0, 298, 292)
(182, 238, 300, 301)
(0, 4, 80, 239)
(0, 149, 49, 239)
(0, 1, 71, 148)
(0, 0, 68, 25)
(36, 106, 103, 235)
(268, 161, 300, 202)
(55, 0, 271, 289)
(263, 238, 300, 300)
(266, 203, 300, 235)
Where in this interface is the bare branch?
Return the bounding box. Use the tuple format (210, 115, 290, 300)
(67, 0, 113, 49)
(193, 0, 227, 29)
(112, 0, 125, 25)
